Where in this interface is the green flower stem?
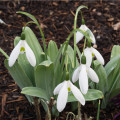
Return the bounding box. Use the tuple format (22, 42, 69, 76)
(97, 100, 101, 120)
(74, 5, 88, 68)
(61, 28, 91, 76)
(83, 38, 87, 55)
(0, 48, 9, 59)
(37, 24, 47, 60)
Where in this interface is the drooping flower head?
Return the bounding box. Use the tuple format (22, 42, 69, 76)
(9, 32, 36, 67)
(72, 55, 99, 94)
(54, 73, 85, 112)
(76, 24, 96, 44)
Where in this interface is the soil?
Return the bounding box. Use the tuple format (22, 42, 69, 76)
(0, 1, 120, 120)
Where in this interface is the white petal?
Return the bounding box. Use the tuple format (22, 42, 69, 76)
(87, 67, 99, 83)
(53, 81, 65, 95)
(70, 82, 85, 106)
(25, 41, 36, 67)
(8, 41, 21, 67)
(84, 48, 92, 67)
(92, 47, 104, 65)
(79, 65, 88, 94)
(76, 25, 88, 44)
(57, 81, 68, 112)
(72, 66, 80, 83)
(87, 28, 96, 44)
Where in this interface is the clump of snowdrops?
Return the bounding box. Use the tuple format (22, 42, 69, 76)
(3, 5, 120, 120)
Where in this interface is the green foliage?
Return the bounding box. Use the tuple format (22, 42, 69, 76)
(91, 45, 120, 108)
(68, 89, 103, 102)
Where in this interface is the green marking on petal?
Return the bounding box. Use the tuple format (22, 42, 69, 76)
(92, 53, 94, 57)
(20, 47, 25, 52)
(68, 87, 71, 92)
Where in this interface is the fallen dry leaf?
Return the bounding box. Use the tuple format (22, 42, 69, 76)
(112, 22, 120, 30)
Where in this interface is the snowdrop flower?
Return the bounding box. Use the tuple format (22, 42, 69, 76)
(54, 80, 85, 112)
(84, 47, 104, 67)
(72, 55, 99, 94)
(76, 24, 96, 44)
(9, 33, 36, 67)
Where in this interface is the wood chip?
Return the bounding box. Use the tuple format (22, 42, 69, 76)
(112, 22, 120, 30)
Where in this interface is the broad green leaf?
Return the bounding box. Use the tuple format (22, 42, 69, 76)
(24, 27, 43, 65)
(68, 89, 103, 102)
(111, 45, 120, 60)
(21, 87, 49, 100)
(109, 88, 120, 99)
(94, 60, 108, 94)
(48, 40, 58, 62)
(108, 59, 120, 94)
(64, 45, 79, 68)
(4, 59, 33, 88)
(53, 44, 65, 88)
(17, 11, 38, 24)
(105, 55, 120, 76)
(35, 60, 54, 99)
(4, 59, 33, 102)
(14, 36, 35, 86)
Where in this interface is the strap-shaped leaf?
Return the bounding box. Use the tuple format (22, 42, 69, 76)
(111, 45, 120, 60)
(94, 60, 108, 95)
(105, 54, 120, 76)
(35, 60, 54, 99)
(23, 27, 43, 65)
(68, 89, 103, 102)
(14, 36, 35, 86)
(17, 11, 38, 24)
(48, 40, 58, 62)
(4, 59, 33, 102)
(21, 87, 49, 101)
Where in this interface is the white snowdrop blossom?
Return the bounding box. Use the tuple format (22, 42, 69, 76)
(53, 80, 85, 112)
(84, 47, 104, 67)
(72, 64, 99, 95)
(76, 24, 96, 44)
(9, 40, 36, 67)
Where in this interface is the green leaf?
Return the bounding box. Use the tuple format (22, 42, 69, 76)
(94, 61, 108, 94)
(4, 59, 33, 103)
(21, 87, 49, 100)
(111, 45, 120, 60)
(68, 89, 103, 102)
(23, 27, 43, 65)
(105, 55, 120, 76)
(4, 59, 33, 88)
(47, 40, 58, 62)
(109, 88, 120, 99)
(64, 45, 79, 68)
(17, 11, 38, 24)
(35, 60, 54, 99)
(108, 59, 120, 94)
(14, 36, 35, 86)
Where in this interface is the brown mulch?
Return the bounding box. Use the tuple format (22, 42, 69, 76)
(0, 1, 120, 120)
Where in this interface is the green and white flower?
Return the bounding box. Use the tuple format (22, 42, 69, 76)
(9, 40, 36, 67)
(76, 25, 96, 44)
(72, 63, 99, 95)
(54, 80, 85, 112)
(84, 47, 104, 67)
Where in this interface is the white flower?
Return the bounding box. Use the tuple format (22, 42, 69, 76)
(54, 80, 85, 112)
(9, 40, 36, 67)
(84, 47, 104, 67)
(76, 24, 96, 44)
(72, 64, 99, 94)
